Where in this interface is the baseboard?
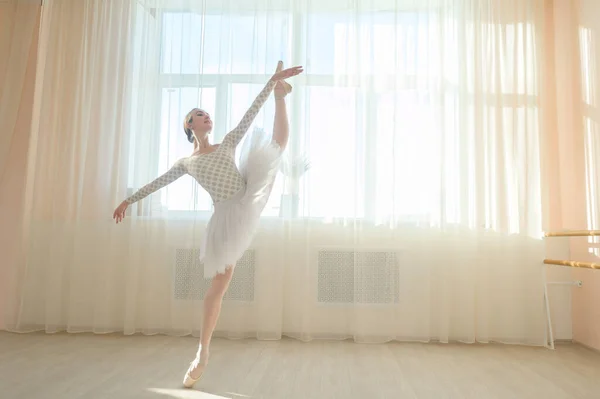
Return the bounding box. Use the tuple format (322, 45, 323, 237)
(573, 340, 600, 354)
(553, 339, 573, 344)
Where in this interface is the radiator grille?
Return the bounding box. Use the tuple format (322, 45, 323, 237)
(173, 248, 255, 302)
(317, 250, 400, 304)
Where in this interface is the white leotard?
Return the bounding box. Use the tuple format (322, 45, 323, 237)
(125, 79, 276, 205)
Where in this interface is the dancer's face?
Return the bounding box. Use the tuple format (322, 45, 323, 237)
(186, 108, 213, 135)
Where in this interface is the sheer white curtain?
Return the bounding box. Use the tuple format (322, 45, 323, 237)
(4, 0, 548, 345)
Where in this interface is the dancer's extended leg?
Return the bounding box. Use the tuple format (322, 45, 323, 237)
(273, 61, 291, 151)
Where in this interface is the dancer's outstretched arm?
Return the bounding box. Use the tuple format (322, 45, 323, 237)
(222, 65, 303, 149)
(124, 159, 186, 204)
(113, 159, 186, 223)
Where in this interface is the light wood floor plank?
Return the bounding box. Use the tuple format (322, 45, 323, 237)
(1, 332, 600, 399)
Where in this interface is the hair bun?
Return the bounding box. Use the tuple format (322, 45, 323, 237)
(185, 129, 194, 143)
(183, 110, 196, 144)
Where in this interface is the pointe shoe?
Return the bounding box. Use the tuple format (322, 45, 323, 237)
(275, 80, 292, 98)
(183, 366, 203, 389)
(274, 60, 292, 99)
(183, 347, 209, 389)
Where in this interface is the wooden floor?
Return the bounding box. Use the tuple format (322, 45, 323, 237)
(1, 333, 600, 399)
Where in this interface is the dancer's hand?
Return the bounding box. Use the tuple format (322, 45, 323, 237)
(113, 200, 128, 224)
(271, 65, 303, 82)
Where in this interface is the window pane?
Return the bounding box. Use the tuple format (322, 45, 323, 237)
(304, 12, 430, 77)
(229, 14, 290, 74)
(580, 26, 597, 106)
(159, 87, 216, 211)
(374, 90, 440, 222)
(228, 83, 275, 131)
(161, 12, 290, 75)
(298, 86, 363, 218)
(304, 14, 338, 74)
(465, 22, 538, 95)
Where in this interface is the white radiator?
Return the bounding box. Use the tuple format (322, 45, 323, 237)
(317, 249, 400, 304)
(172, 248, 255, 302)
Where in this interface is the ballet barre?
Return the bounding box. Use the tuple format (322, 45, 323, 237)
(542, 230, 600, 350)
(544, 258, 600, 269)
(544, 230, 600, 237)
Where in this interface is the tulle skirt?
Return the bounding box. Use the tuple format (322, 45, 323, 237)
(199, 129, 282, 279)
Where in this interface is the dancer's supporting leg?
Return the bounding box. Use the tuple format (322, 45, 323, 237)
(196, 67, 289, 363)
(186, 266, 234, 383)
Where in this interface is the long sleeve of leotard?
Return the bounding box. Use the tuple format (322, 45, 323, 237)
(125, 159, 187, 204)
(222, 79, 277, 149)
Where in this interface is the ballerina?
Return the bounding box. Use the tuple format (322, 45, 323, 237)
(113, 61, 302, 388)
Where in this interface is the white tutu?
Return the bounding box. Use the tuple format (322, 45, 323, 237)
(199, 128, 282, 279)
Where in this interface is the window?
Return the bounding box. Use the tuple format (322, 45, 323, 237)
(147, 10, 438, 219)
(131, 7, 540, 224)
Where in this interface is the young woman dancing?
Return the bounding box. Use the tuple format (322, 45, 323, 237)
(112, 61, 302, 388)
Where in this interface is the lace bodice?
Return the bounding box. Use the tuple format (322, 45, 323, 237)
(125, 79, 276, 205)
